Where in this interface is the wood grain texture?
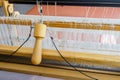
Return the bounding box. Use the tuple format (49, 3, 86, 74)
(0, 62, 120, 80)
(0, 45, 120, 68)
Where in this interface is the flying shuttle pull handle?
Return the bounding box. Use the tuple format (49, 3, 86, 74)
(32, 23, 46, 65)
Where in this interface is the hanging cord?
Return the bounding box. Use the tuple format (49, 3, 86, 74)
(36, 0, 43, 23)
(47, 29, 98, 80)
(40, 0, 43, 23)
(47, 1, 49, 16)
(110, 8, 114, 18)
(38, 0, 98, 79)
(10, 26, 33, 55)
(103, 8, 108, 18)
(55, 1, 57, 16)
(50, 36, 98, 80)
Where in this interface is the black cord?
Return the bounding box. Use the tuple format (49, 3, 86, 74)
(39, 0, 43, 14)
(50, 36, 98, 80)
(10, 27, 33, 55)
(39, 0, 97, 79)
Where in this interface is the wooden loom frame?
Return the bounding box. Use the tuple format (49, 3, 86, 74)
(0, 0, 120, 80)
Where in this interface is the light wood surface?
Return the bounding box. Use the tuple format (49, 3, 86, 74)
(0, 45, 120, 68)
(0, 62, 120, 80)
(32, 23, 46, 65)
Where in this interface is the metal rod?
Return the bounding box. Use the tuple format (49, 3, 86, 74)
(9, 0, 120, 7)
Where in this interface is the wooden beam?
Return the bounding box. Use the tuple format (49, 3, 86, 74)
(0, 0, 3, 6)
(3, 1, 10, 16)
(0, 45, 120, 68)
(1, 19, 120, 31)
(44, 21, 120, 31)
(0, 18, 32, 26)
(0, 62, 120, 80)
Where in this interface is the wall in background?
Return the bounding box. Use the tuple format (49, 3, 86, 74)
(0, 4, 33, 16)
(26, 5, 120, 19)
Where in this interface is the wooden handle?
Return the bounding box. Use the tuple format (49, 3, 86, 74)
(31, 23, 46, 65)
(31, 38, 42, 65)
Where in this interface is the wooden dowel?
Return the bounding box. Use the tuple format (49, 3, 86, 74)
(32, 23, 46, 65)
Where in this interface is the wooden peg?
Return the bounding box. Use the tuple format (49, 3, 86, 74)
(31, 23, 46, 65)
